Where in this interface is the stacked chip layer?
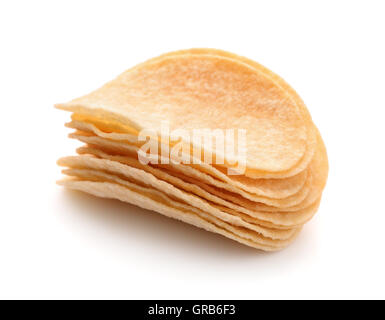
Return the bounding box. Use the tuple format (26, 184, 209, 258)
(57, 49, 328, 251)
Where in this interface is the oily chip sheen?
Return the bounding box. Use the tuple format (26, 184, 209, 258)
(56, 48, 328, 251)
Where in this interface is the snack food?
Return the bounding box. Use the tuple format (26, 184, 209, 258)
(57, 49, 328, 251)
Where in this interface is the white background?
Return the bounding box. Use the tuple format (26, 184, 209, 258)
(0, 1, 384, 300)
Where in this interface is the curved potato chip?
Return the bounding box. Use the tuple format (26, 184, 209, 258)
(62, 167, 298, 241)
(56, 53, 310, 176)
(68, 131, 312, 208)
(58, 179, 301, 251)
(67, 120, 308, 199)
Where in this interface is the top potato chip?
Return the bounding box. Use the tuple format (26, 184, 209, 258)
(56, 50, 315, 177)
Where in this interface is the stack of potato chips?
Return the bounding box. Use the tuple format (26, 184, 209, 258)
(57, 49, 328, 251)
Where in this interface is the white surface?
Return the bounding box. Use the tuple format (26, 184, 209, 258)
(0, 1, 384, 300)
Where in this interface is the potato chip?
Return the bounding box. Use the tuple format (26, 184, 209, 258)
(67, 120, 308, 199)
(75, 146, 314, 227)
(58, 152, 322, 228)
(58, 179, 301, 250)
(62, 167, 298, 241)
(68, 131, 312, 207)
(56, 53, 311, 176)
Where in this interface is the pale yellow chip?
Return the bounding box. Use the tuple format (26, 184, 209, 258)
(66, 129, 327, 219)
(57, 155, 299, 236)
(67, 120, 309, 199)
(75, 146, 318, 228)
(58, 153, 321, 228)
(56, 52, 312, 177)
(68, 130, 312, 209)
(62, 167, 298, 241)
(57, 178, 301, 251)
